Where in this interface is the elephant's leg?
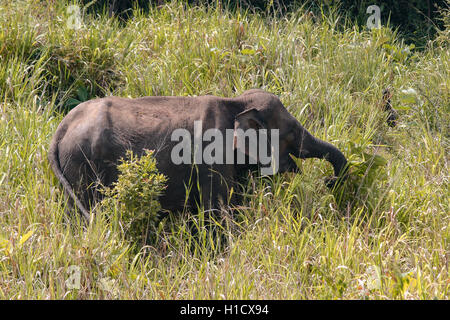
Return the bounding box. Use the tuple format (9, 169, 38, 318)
(62, 156, 114, 219)
(200, 165, 235, 212)
(60, 158, 96, 220)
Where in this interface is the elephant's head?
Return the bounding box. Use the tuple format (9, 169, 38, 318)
(235, 89, 348, 187)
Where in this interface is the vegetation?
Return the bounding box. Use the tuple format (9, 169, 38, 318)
(0, 0, 448, 299)
(99, 150, 167, 248)
(81, 0, 447, 48)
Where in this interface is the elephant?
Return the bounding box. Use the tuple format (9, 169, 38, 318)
(48, 89, 348, 221)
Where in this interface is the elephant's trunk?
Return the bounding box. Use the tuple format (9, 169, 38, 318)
(300, 130, 348, 185)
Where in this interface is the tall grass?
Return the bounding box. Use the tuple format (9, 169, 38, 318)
(0, 0, 448, 299)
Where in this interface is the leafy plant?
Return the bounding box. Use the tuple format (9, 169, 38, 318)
(332, 140, 389, 210)
(100, 150, 167, 247)
(63, 84, 91, 110)
(382, 42, 417, 65)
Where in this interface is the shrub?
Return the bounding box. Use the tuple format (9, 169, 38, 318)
(100, 150, 167, 247)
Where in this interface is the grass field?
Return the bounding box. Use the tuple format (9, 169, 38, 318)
(0, 0, 448, 299)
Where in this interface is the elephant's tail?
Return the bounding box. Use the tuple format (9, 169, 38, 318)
(48, 127, 91, 222)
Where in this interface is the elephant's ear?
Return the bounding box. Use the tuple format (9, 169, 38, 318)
(233, 108, 266, 155)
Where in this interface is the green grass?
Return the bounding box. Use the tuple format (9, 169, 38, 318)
(0, 0, 448, 299)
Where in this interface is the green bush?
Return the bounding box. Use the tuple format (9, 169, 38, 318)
(100, 150, 167, 247)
